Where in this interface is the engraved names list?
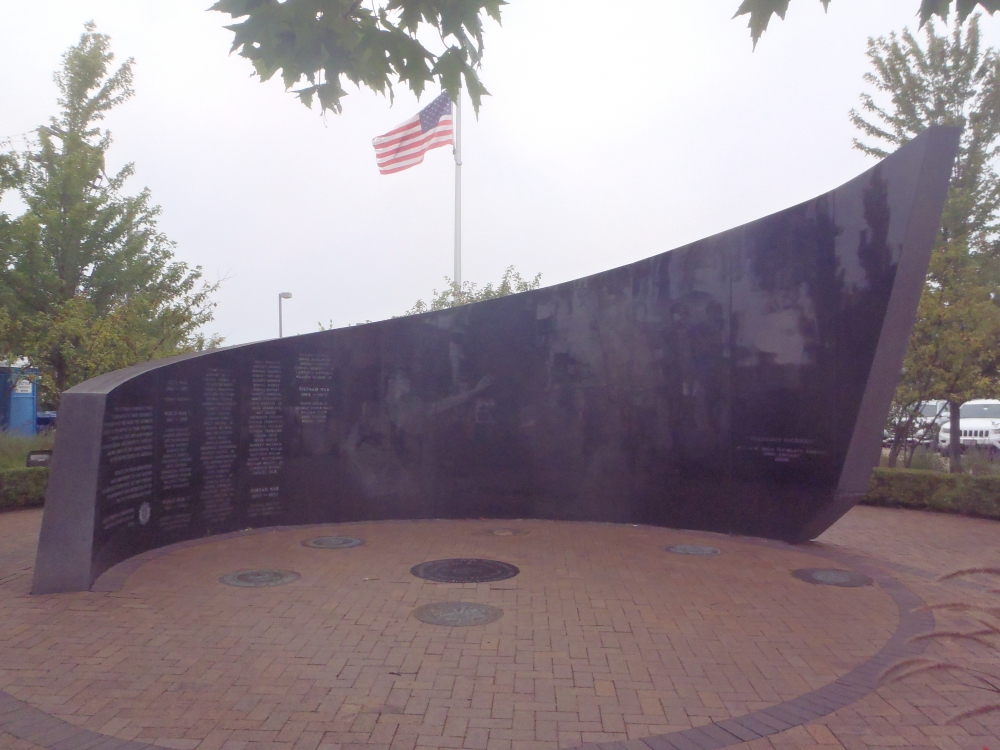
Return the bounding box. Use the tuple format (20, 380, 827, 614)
(248, 360, 283, 519)
(99, 405, 154, 532)
(159, 379, 193, 533)
(200, 368, 237, 525)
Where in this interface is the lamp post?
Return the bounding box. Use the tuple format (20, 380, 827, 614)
(278, 292, 292, 338)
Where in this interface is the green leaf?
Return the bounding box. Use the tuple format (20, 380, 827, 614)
(732, 0, 791, 48)
(213, 0, 503, 116)
(734, 1, 1000, 47)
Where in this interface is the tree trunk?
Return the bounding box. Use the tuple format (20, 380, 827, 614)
(51, 351, 68, 403)
(888, 411, 918, 468)
(887, 440, 902, 468)
(949, 399, 963, 473)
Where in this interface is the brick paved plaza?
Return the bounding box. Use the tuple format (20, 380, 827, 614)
(0, 506, 998, 750)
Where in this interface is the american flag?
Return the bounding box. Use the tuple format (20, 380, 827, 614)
(372, 92, 454, 175)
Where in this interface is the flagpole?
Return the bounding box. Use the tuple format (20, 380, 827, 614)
(453, 84, 462, 293)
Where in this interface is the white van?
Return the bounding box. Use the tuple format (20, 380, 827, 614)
(937, 399, 1000, 452)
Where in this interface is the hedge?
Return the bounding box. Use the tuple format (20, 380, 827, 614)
(2, 465, 998, 522)
(0, 467, 48, 511)
(861, 467, 1000, 521)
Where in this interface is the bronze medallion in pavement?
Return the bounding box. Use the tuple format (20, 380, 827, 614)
(412, 601, 504, 626)
(667, 544, 720, 556)
(792, 568, 873, 587)
(302, 535, 365, 549)
(220, 569, 301, 587)
(410, 558, 519, 583)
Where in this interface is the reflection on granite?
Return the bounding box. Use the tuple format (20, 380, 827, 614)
(32, 127, 960, 593)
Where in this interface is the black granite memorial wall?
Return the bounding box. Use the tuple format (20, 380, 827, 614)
(32, 127, 960, 593)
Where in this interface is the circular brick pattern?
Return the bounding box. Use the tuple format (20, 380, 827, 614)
(667, 543, 720, 556)
(411, 601, 504, 627)
(4, 513, 961, 750)
(219, 569, 300, 587)
(410, 557, 520, 583)
(792, 567, 873, 587)
(301, 535, 365, 549)
(472, 528, 529, 537)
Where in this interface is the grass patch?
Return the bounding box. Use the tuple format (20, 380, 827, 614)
(0, 432, 54, 511)
(0, 431, 54, 471)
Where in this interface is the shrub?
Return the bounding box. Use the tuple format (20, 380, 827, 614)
(862, 467, 1000, 520)
(0, 467, 49, 510)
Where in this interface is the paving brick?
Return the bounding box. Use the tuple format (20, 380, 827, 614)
(0, 508, 996, 749)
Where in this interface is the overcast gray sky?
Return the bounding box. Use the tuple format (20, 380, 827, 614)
(2, 1, 998, 345)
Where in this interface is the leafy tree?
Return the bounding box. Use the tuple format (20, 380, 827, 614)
(852, 15, 1000, 472)
(883, 395, 942, 469)
(317, 266, 541, 329)
(212, 0, 502, 115)
(737, 0, 999, 47)
(402, 265, 540, 315)
(0, 24, 221, 407)
(212, 0, 1000, 115)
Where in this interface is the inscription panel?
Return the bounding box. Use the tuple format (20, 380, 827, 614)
(295, 353, 332, 426)
(98, 405, 154, 535)
(200, 367, 237, 526)
(159, 378, 193, 534)
(248, 360, 282, 477)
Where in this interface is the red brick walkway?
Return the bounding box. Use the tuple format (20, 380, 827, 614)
(0, 506, 997, 750)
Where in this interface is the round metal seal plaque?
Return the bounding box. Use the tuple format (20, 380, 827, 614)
(472, 528, 529, 537)
(410, 558, 520, 583)
(792, 568, 873, 587)
(412, 602, 504, 627)
(302, 536, 365, 549)
(667, 544, 720, 556)
(220, 569, 301, 588)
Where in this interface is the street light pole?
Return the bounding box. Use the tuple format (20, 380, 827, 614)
(278, 292, 292, 338)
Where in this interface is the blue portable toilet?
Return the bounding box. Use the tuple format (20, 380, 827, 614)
(1, 367, 39, 437)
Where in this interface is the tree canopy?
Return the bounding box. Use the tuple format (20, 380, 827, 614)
(852, 15, 1000, 471)
(0, 25, 221, 406)
(737, 0, 999, 47)
(211, 0, 503, 115)
(401, 265, 541, 315)
(213, 0, 1000, 115)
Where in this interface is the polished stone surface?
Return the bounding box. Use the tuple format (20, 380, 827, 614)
(301, 535, 366, 549)
(32, 127, 960, 593)
(472, 527, 530, 536)
(218, 568, 301, 587)
(667, 543, 721, 556)
(410, 601, 505, 627)
(792, 567, 874, 587)
(409, 558, 520, 583)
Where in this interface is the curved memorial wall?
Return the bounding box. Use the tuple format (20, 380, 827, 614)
(33, 127, 959, 593)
